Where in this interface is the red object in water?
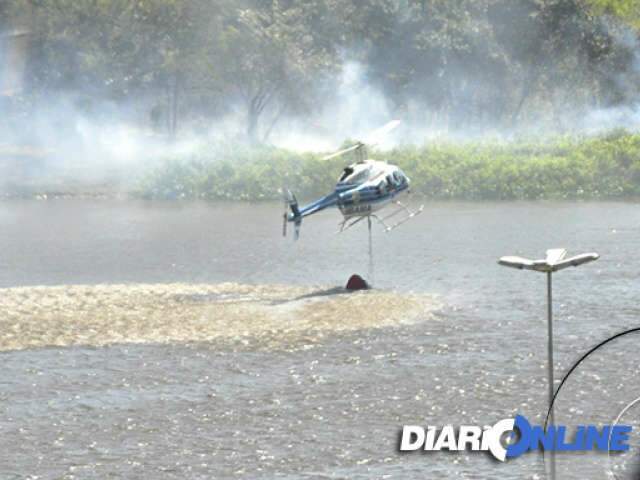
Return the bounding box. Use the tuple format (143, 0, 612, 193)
(345, 274, 369, 290)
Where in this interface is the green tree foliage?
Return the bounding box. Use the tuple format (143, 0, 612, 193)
(220, 1, 338, 142)
(586, 0, 640, 28)
(1, 0, 639, 139)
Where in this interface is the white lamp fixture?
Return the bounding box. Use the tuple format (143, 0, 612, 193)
(498, 248, 599, 480)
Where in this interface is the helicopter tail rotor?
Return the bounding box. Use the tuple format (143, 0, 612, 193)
(283, 189, 302, 240)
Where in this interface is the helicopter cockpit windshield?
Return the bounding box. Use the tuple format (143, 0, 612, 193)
(339, 167, 354, 182)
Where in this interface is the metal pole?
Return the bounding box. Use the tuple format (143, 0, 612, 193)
(367, 215, 374, 285)
(547, 271, 556, 480)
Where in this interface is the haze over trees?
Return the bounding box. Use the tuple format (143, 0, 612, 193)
(0, 0, 639, 144)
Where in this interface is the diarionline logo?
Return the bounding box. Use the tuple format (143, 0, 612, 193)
(399, 415, 632, 461)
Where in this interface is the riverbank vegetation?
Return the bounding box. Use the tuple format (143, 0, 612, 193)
(139, 130, 640, 201)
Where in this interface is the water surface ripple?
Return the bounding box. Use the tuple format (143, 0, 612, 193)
(1, 200, 639, 479)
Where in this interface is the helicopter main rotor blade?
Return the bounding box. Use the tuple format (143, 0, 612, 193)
(321, 143, 362, 161)
(320, 120, 400, 161)
(362, 119, 400, 146)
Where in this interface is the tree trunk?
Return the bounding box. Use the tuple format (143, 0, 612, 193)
(512, 62, 538, 123)
(247, 86, 278, 144)
(247, 102, 259, 144)
(262, 105, 285, 143)
(169, 72, 180, 138)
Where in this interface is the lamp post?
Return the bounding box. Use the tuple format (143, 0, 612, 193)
(498, 249, 599, 480)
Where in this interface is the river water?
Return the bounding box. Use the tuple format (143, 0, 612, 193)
(1, 199, 639, 479)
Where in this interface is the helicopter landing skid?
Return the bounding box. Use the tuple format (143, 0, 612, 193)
(372, 201, 424, 232)
(337, 201, 424, 234)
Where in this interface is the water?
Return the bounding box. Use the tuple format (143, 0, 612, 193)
(1, 199, 640, 479)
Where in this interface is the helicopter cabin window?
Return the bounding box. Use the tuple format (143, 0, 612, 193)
(345, 168, 371, 184)
(339, 167, 354, 182)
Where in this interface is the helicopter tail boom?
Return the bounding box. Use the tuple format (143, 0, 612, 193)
(283, 191, 339, 240)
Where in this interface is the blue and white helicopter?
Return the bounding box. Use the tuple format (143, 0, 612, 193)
(283, 120, 423, 239)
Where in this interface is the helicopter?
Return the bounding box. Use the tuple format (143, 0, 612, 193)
(283, 120, 423, 240)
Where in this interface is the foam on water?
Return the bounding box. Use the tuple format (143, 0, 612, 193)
(0, 283, 440, 351)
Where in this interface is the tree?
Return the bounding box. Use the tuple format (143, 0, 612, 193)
(24, 0, 224, 134)
(586, 0, 640, 28)
(219, 1, 337, 143)
(2, 0, 640, 143)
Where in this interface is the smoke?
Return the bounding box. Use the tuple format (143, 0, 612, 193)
(579, 23, 640, 133)
(269, 61, 397, 152)
(1, 6, 640, 195)
(0, 92, 205, 195)
(581, 104, 640, 134)
(267, 60, 500, 152)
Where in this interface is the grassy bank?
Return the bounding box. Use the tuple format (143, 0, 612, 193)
(138, 130, 640, 201)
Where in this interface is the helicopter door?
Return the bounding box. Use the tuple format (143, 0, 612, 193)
(386, 175, 395, 190)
